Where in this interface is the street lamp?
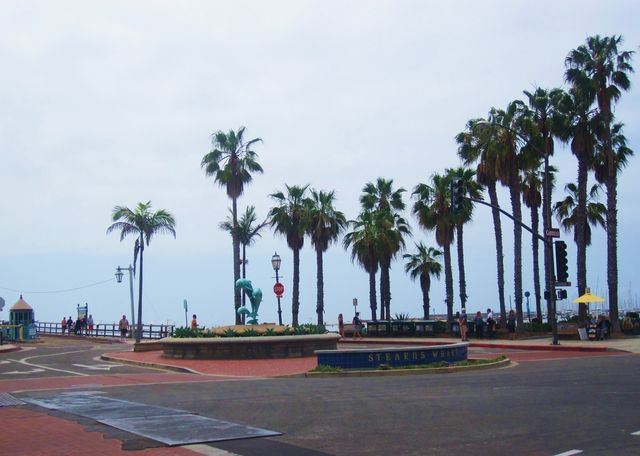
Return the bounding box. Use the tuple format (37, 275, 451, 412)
(271, 252, 283, 325)
(115, 265, 136, 337)
(353, 297, 358, 316)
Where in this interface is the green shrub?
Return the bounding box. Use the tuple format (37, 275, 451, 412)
(311, 364, 343, 373)
(264, 328, 276, 336)
(173, 327, 199, 338)
(393, 312, 411, 321)
(221, 328, 238, 338)
(241, 328, 260, 337)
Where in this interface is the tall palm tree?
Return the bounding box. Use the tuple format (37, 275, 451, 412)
(403, 243, 442, 319)
(557, 86, 601, 320)
(457, 119, 507, 326)
(360, 178, 409, 320)
(474, 101, 528, 332)
(447, 167, 482, 310)
(565, 35, 635, 332)
(554, 183, 607, 248)
(269, 184, 309, 326)
(343, 211, 380, 321)
(412, 174, 455, 330)
(220, 206, 267, 320)
(521, 87, 567, 320)
(306, 189, 347, 325)
(107, 201, 176, 343)
(201, 127, 263, 324)
(520, 166, 543, 320)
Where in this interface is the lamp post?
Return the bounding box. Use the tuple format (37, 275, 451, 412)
(271, 252, 283, 326)
(353, 298, 358, 317)
(115, 265, 136, 337)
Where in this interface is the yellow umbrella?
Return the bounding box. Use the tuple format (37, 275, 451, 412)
(572, 287, 605, 304)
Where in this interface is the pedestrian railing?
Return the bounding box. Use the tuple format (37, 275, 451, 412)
(36, 322, 174, 339)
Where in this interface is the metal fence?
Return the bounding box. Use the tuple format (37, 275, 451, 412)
(36, 322, 174, 339)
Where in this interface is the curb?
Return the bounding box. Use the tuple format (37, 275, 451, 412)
(302, 357, 511, 378)
(100, 353, 201, 375)
(0, 345, 21, 354)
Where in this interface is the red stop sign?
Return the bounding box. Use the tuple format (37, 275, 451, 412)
(273, 282, 284, 297)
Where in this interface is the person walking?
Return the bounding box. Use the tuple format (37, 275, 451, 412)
(507, 310, 517, 340)
(352, 312, 363, 340)
(118, 315, 129, 341)
(61, 316, 67, 335)
(87, 314, 94, 335)
(459, 308, 468, 341)
(338, 313, 344, 337)
(67, 316, 73, 335)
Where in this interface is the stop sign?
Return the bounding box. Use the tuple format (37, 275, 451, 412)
(273, 282, 284, 297)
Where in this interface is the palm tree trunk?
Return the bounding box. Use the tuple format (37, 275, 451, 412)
(509, 184, 524, 333)
(241, 242, 247, 324)
(531, 205, 542, 321)
(316, 248, 324, 325)
(368, 270, 377, 321)
(488, 182, 506, 327)
(456, 224, 467, 309)
(232, 197, 241, 324)
(136, 234, 144, 343)
(421, 275, 431, 320)
(379, 270, 385, 321)
(576, 157, 588, 322)
(292, 247, 300, 326)
(444, 244, 454, 331)
(606, 162, 620, 333)
(380, 264, 391, 320)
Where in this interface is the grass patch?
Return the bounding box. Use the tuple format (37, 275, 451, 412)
(310, 364, 344, 373)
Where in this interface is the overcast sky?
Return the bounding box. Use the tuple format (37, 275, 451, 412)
(1, 1, 638, 328)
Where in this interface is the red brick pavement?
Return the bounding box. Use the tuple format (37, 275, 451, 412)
(105, 350, 318, 377)
(0, 407, 198, 456)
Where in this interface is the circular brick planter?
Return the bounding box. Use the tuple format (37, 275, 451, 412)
(161, 333, 340, 360)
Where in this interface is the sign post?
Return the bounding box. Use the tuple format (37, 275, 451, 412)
(183, 299, 188, 327)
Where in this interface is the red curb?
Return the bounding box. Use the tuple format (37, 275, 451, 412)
(0, 345, 21, 354)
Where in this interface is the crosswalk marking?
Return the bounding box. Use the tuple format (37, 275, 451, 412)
(554, 450, 583, 456)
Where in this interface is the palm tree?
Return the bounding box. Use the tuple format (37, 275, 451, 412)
(457, 119, 507, 326)
(521, 87, 567, 320)
(220, 206, 267, 321)
(412, 174, 455, 330)
(306, 189, 347, 325)
(360, 178, 410, 320)
(554, 183, 607, 248)
(107, 201, 176, 343)
(486, 101, 528, 332)
(565, 35, 635, 332)
(269, 184, 309, 326)
(403, 243, 442, 319)
(520, 166, 543, 320)
(447, 167, 482, 310)
(343, 211, 380, 321)
(201, 127, 263, 324)
(557, 86, 600, 320)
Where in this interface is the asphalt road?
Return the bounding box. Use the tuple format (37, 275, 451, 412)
(6, 339, 640, 455)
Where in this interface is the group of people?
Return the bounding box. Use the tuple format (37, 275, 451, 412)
(337, 312, 363, 339)
(61, 314, 94, 336)
(458, 308, 514, 341)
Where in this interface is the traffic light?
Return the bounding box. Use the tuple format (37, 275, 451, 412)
(556, 289, 567, 300)
(554, 240, 569, 282)
(450, 178, 465, 213)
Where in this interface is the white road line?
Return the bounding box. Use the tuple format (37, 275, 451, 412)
(72, 363, 123, 371)
(8, 348, 97, 377)
(631, 430, 640, 436)
(2, 368, 45, 375)
(554, 450, 583, 456)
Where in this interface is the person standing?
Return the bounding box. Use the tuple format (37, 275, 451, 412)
(118, 315, 129, 341)
(507, 310, 517, 340)
(352, 312, 363, 340)
(67, 316, 73, 335)
(474, 311, 484, 338)
(191, 314, 198, 332)
(61, 317, 67, 335)
(338, 313, 344, 338)
(87, 314, 94, 335)
(459, 308, 468, 341)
